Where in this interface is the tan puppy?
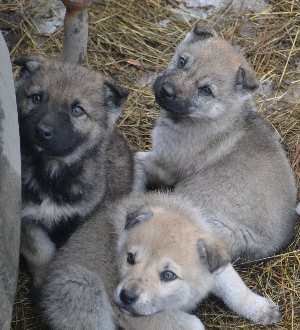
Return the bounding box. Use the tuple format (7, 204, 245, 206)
(41, 193, 280, 329)
(134, 24, 298, 261)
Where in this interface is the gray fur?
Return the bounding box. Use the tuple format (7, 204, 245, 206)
(134, 24, 298, 261)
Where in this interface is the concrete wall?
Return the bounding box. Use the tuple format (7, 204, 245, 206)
(0, 32, 21, 330)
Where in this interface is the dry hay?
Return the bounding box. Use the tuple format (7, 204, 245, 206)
(0, 0, 299, 329)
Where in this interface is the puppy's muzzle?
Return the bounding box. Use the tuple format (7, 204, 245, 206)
(36, 122, 53, 140)
(119, 289, 139, 305)
(157, 82, 177, 100)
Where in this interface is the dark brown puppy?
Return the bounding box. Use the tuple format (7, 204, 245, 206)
(14, 56, 134, 285)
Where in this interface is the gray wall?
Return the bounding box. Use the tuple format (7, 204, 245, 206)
(0, 32, 21, 330)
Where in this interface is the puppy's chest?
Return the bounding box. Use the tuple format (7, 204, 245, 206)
(21, 163, 92, 225)
(153, 119, 206, 168)
(22, 167, 84, 205)
(153, 117, 244, 174)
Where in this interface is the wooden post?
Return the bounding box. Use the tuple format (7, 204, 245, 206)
(61, 0, 94, 63)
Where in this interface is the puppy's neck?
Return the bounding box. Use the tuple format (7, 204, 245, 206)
(22, 153, 82, 181)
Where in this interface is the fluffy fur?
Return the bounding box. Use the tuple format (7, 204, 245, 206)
(134, 24, 298, 261)
(15, 56, 134, 285)
(40, 193, 281, 330)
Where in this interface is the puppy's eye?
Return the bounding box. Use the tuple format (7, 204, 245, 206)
(31, 93, 43, 105)
(199, 85, 213, 96)
(72, 105, 85, 117)
(160, 270, 177, 282)
(177, 56, 187, 68)
(127, 252, 135, 265)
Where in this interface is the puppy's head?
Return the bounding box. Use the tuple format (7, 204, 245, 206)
(114, 204, 230, 316)
(14, 56, 128, 159)
(153, 24, 258, 119)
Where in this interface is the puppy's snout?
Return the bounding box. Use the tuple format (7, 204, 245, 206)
(159, 82, 176, 99)
(36, 123, 53, 139)
(119, 289, 139, 305)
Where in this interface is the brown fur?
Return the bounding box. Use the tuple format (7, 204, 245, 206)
(15, 56, 133, 285)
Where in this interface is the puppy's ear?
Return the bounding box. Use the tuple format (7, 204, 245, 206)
(104, 82, 129, 107)
(190, 24, 218, 42)
(125, 207, 153, 230)
(13, 56, 44, 76)
(104, 82, 129, 121)
(235, 66, 258, 92)
(197, 238, 230, 273)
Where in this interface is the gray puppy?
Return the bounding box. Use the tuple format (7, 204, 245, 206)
(134, 24, 298, 261)
(14, 56, 134, 285)
(41, 193, 280, 330)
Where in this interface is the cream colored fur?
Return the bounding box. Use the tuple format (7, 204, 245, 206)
(41, 193, 280, 329)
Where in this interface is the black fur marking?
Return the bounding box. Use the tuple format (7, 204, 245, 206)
(153, 76, 193, 116)
(13, 56, 42, 77)
(19, 107, 85, 157)
(22, 159, 85, 207)
(48, 216, 83, 249)
(104, 82, 129, 108)
(155, 92, 192, 116)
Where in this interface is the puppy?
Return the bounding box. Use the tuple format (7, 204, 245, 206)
(134, 24, 298, 261)
(40, 193, 280, 330)
(14, 56, 134, 285)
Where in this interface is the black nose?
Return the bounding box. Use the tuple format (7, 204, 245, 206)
(159, 82, 176, 99)
(119, 289, 139, 305)
(36, 123, 53, 139)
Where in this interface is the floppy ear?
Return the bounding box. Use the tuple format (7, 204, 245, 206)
(235, 66, 258, 92)
(104, 82, 129, 121)
(197, 238, 230, 273)
(189, 23, 218, 43)
(125, 207, 153, 230)
(13, 55, 44, 76)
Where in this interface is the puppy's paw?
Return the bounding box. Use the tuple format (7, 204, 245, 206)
(181, 314, 205, 330)
(132, 152, 151, 193)
(135, 151, 150, 163)
(247, 297, 281, 325)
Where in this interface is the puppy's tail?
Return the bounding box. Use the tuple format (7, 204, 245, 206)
(296, 203, 300, 216)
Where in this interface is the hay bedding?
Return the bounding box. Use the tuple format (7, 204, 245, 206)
(0, 0, 299, 329)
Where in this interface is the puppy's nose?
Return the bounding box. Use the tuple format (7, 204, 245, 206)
(119, 289, 139, 305)
(159, 82, 176, 99)
(36, 123, 53, 139)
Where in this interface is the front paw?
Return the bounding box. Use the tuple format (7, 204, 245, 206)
(247, 297, 281, 325)
(183, 315, 205, 330)
(132, 152, 150, 193)
(135, 151, 150, 163)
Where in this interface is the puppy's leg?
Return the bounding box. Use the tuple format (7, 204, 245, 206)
(41, 263, 116, 330)
(126, 310, 205, 330)
(211, 264, 281, 325)
(21, 221, 56, 286)
(133, 151, 177, 192)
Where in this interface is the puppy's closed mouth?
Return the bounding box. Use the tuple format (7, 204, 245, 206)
(118, 306, 142, 318)
(117, 304, 161, 318)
